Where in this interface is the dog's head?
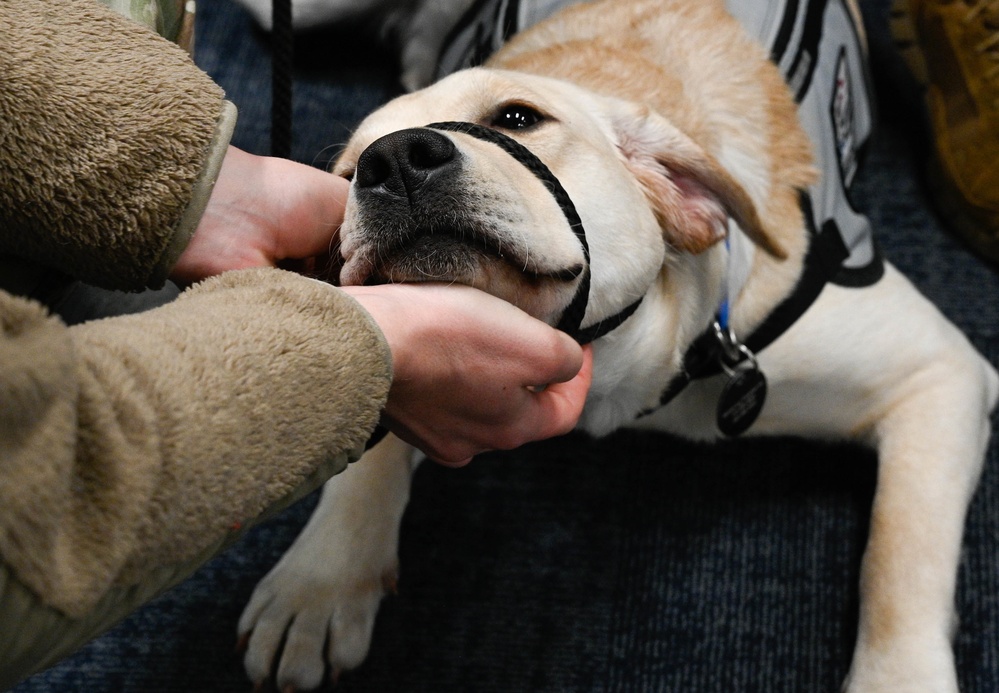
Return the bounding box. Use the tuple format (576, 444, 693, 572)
(335, 68, 781, 330)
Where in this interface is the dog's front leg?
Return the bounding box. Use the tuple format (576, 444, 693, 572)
(238, 433, 417, 691)
(843, 360, 996, 693)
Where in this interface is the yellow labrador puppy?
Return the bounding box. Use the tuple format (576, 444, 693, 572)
(239, 1, 998, 691)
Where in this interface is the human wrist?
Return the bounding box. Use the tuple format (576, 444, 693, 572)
(338, 284, 422, 385)
(161, 104, 238, 286)
(171, 146, 348, 283)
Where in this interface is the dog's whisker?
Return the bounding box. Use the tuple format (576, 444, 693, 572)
(311, 141, 349, 170)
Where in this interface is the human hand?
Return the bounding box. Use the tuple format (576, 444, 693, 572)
(171, 146, 348, 284)
(342, 283, 592, 466)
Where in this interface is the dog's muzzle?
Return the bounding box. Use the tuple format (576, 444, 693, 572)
(426, 121, 642, 344)
(354, 122, 638, 454)
(425, 121, 601, 342)
(357, 120, 642, 345)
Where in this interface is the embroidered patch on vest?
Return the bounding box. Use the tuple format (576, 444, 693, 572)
(830, 47, 859, 188)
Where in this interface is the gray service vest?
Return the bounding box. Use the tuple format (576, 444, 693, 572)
(435, 0, 884, 288)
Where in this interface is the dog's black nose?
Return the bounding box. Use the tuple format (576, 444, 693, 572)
(355, 128, 457, 195)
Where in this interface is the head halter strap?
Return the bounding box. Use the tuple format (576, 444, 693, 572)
(425, 121, 642, 345)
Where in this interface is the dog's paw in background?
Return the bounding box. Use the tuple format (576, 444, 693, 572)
(842, 637, 958, 693)
(232, 0, 476, 91)
(234, 0, 390, 32)
(238, 436, 416, 690)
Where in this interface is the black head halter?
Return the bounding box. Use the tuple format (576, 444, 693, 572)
(425, 121, 642, 345)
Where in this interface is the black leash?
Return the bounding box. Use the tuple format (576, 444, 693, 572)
(271, 0, 293, 158)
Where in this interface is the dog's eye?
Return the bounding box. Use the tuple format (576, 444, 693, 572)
(490, 103, 545, 130)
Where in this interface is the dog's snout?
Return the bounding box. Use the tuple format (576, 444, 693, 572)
(355, 128, 457, 195)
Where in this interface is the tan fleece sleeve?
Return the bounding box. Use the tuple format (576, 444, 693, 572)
(0, 269, 393, 617)
(0, 0, 235, 291)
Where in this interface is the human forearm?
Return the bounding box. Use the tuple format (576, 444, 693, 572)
(0, 269, 392, 617)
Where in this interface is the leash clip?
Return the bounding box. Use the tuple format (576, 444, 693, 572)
(712, 320, 759, 376)
(711, 318, 767, 437)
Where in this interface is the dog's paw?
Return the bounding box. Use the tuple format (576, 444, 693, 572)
(841, 676, 958, 693)
(238, 547, 397, 691)
(842, 638, 958, 693)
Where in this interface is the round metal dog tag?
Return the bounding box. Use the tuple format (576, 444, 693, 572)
(716, 365, 767, 437)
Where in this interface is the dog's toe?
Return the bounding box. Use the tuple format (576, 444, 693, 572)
(238, 559, 390, 691)
(276, 610, 332, 690)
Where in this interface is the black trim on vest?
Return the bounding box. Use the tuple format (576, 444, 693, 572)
(788, 0, 827, 102)
(440, 0, 510, 71)
(831, 241, 885, 286)
(770, 0, 800, 66)
(501, 0, 521, 44)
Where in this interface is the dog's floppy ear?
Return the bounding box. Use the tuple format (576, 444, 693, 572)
(612, 106, 786, 259)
